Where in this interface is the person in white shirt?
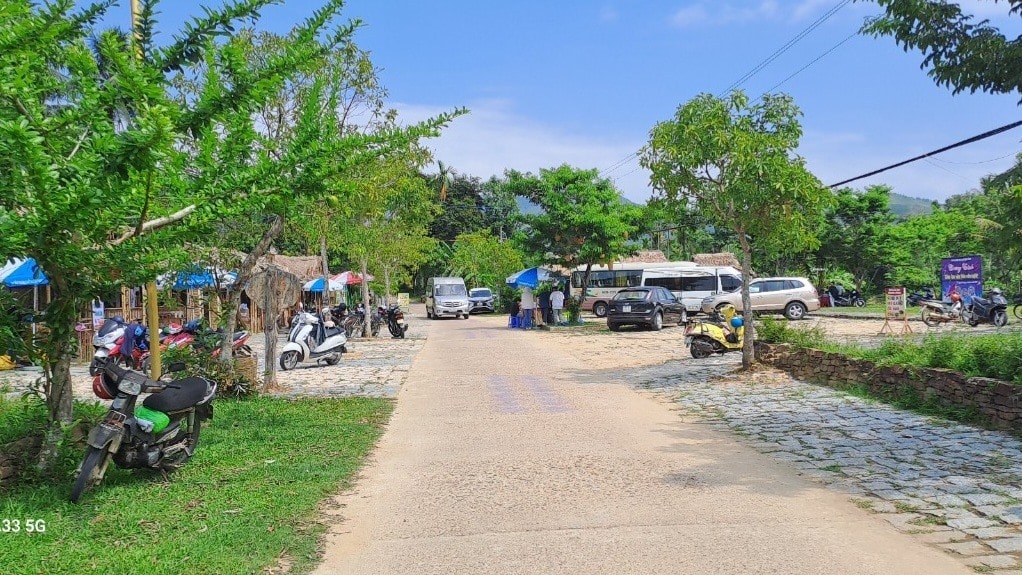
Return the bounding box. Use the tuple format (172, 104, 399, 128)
(550, 286, 565, 325)
(520, 287, 535, 329)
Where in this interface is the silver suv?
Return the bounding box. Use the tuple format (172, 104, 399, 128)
(700, 277, 820, 320)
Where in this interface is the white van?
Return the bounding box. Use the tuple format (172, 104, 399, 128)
(642, 267, 742, 315)
(425, 277, 470, 319)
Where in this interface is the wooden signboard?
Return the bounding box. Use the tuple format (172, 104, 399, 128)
(880, 287, 912, 335)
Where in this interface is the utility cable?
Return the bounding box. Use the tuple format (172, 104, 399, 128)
(828, 120, 1022, 188)
(762, 29, 859, 94)
(720, 0, 851, 96)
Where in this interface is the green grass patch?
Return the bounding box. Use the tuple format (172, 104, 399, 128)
(0, 396, 392, 575)
(0, 394, 48, 445)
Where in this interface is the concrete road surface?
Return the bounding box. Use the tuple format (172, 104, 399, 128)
(312, 314, 971, 574)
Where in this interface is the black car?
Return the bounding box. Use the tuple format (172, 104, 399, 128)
(606, 286, 687, 331)
(468, 287, 496, 314)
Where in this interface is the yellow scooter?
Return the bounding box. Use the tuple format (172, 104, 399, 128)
(684, 304, 745, 359)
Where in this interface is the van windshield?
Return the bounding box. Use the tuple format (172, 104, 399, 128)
(435, 284, 467, 296)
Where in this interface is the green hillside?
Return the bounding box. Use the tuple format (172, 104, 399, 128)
(889, 192, 934, 218)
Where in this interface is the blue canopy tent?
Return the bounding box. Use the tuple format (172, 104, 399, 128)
(302, 277, 343, 293)
(1, 258, 50, 334)
(506, 267, 560, 290)
(0, 258, 49, 288)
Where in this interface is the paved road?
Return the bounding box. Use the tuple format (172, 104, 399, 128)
(311, 313, 972, 574)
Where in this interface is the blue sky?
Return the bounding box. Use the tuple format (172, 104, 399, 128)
(99, 1, 1021, 203)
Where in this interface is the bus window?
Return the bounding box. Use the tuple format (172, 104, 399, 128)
(681, 276, 717, 292)
(720, 275, 742, 292)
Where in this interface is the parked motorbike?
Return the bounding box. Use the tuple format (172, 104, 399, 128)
(381, 303, 409, 338)
(89, 316, 127, 376)
(962, 288, 1009, 327)
(71, 361, 215, 503)
(831, 288, 866, 307)
(684, 304, 745, 358)
(279, 309, 348, 370)
(907, 287, 936, 307)
(919, 293, 964, 327)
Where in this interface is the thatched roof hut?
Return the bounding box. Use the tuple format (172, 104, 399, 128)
(618, 250, 668, 264)
(260, 254, 323, 282)
(693, 252, 741, 268)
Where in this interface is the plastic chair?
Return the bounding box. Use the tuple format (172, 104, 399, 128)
(508, 316, 520, 329)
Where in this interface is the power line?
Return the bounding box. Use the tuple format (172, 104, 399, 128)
(762, 29, 859, 94)
(828, 120, 1022, 188)
(720, 0, 851, 96)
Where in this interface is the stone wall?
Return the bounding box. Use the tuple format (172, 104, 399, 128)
(755, 342, 1022, 432)
(0, 435, 42, 489)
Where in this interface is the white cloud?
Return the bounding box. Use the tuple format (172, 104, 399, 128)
(393, 99, 656, 203)
(790, 0, 836, 22)
(670, 1, 780, 27)
(599, 6, 619, 22)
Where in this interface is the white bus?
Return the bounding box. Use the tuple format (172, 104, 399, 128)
(568, 261, 742, 317)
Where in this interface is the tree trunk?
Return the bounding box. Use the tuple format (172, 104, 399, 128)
(262, 266, 280, 391)
(319, 234, 330, 308)
(738, 232, 756, 370)
(360, 256, 372, 337)
(384, 265, 392, 305)
(37, 284, 76, 472)
(218, 216, 283, 363)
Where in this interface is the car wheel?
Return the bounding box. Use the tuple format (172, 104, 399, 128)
(593, 301, 608, 318)
(608, 322, 621, 332)
(650, 311, 663, 331)
(784, 302, 807, 320)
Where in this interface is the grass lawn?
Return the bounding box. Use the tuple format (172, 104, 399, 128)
(0, 396, 392, 575)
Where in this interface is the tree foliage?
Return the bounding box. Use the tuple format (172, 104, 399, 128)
(449, 231, 524, 293)
(817, 185, 898, 291)
(641, 90, 831, 367)
(508, 165, 642, 295)
(862, 0, 1022, 99)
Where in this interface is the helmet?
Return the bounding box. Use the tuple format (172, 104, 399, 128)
(950, 293, 961, 302)
(92, 373, 116, 400)
(730, 317, 744, 328)
(991, 288, 1003, 295)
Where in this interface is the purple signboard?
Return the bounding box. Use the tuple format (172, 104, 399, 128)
(940, 256, 983, 302)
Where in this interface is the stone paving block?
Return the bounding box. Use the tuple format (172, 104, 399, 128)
(882, 513, 923, 531)
(1000, 507, 1022, 525)
(975, 505, 1011, 518)
(963, 493, 1011, 506)
(946, 516, 1000, 530)
(940, 541, 992, 556)
(926, 494, 969, 507)
(963, 555, 1020, 569)
(987, 537, 1022, 553)
(965, 526, 1020, 539)
(916, 530, 968, 544)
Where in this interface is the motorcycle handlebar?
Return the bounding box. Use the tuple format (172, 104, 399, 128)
(103, 361, 166, 392)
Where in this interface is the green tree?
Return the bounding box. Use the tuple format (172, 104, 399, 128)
(862, 0, 1022, 98)
(641, 90, 831, 368)
(449, 231, 525, 292)
(429, 173, 487, 243)
(508, 165, 642, 299)
(818, 185, 898, 292)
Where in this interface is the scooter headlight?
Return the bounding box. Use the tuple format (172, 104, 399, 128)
(119, 378, 142, 396)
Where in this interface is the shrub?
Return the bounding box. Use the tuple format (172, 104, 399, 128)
(756, 316, 828, 349)
(162, 346, 257, 397)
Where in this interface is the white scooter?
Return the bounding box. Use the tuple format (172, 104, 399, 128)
(279, 310, 347, 370)
(89, 316, 127, 376)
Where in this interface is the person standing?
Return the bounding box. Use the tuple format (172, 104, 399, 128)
(550, 285, 565, 325)
(537, 287, 550, 327)
(520, 287, 535, 329)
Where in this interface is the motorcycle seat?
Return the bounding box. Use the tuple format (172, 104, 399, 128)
(324, 326, 344, 338)
(143, 377, 210, 413)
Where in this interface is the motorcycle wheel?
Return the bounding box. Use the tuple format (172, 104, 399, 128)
(994, 310, 1008, 328)
(388, 322, 402, 338)
(853, 298, 866, 307)
(88, 357, 104, 377)
(325, 353, 340, 365)
(920, 308, 941, 328)
(689, 338, 713, 359)
(371, 318, 381, 337)
(71, 447, 108, 503)
(279, 350, 300, 371)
